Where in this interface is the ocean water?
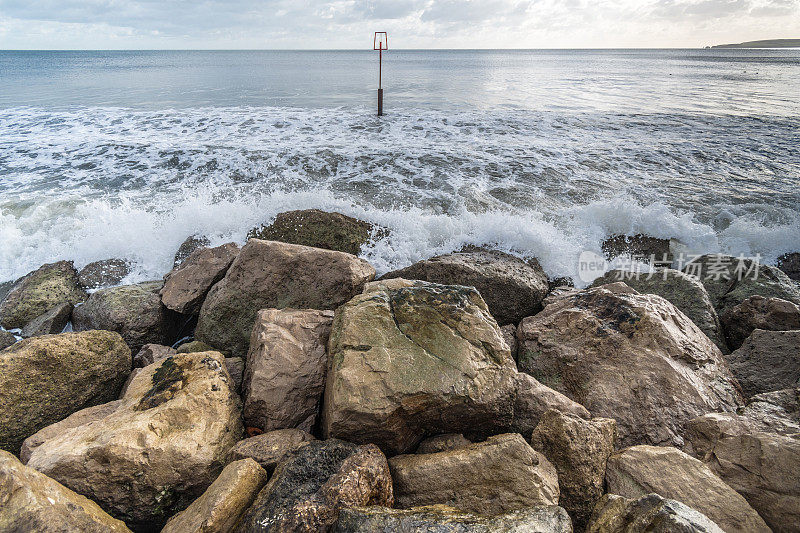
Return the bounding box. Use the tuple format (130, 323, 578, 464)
(1, 49, 798, 285)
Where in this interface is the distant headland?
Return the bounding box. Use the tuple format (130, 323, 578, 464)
(708, 39, 800, 48)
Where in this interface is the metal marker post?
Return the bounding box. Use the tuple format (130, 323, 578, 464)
(374, 32, 388, 116)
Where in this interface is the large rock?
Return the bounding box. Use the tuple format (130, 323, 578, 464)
(20, 302, 73, 337)
(160, 242, 239, 315)
(174, 235, 211, 267)
(25, 351, 243, 530)
(777, 252, 800, 281)
(0, 329, 16, 350)
(244, 308, 334, 432)
(227, 428, 315, 474)
(726, 329, 800, 398)
(0, 450, 131, 533)
(161, 458, 268, 533)
(591, 268, 727, 353)
(195, 239, 374, 358)
(78, 258, 131, 290)
(0, 331, 130, 454)
(601, 234, 672, 260)
(683, 253, 800, 312)
(530, 410, 617, 530)
(517, 283, 742, 447)
(72, 281, 177, 352)
(719, 295, 800, 350)
(234, 439, 393, 533)
(0, 261, 86, 329)
(685, 411, 800, 532)
(334, 504, 573, 533)
(382, 250, 549, 325)
(415, 433, 471, 454)
(605, 445, 771, 533)
(322, 279, 587, 455)
(389, 433, 559, 515)
(586, 493, 724, 533)
(247, 209, 376, 256)
(740, 388, 800, 435)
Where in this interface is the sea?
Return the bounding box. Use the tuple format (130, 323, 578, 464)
(1, 49, 798, 286)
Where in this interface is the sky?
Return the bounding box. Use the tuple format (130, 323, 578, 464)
(0, 0, 798, 49)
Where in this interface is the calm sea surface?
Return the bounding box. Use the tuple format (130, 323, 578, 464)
(0, 49, 798, 283)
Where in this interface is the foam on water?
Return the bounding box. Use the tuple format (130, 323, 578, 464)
(1, 105, 799, 286)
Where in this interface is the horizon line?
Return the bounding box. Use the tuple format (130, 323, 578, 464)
(0, 46, 776, 52)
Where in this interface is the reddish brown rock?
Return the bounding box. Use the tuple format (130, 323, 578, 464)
(227, 428, 315, 474)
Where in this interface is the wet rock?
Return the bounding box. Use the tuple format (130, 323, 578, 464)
(605, 445, 770, 533)
(683, 253, 800, 313)
(78, 258, 131, 290)
(225, 356, 244, 394)
(20, 302, 73, 337)
(415, 433, 471, 454)
(726, 329, 800, 398)
(226, 428, 316, 474)
(530, 410, 617, 530)
(382, 250, 549, 325)
(500, 323, 517, 358)
(0, 450, 132, 533)
(685, 410, 800, 532)
(586, 493, 724, 533)
(517, 282, 742, 447)
(244, 308, 334, 432)
(719, 295, 800, 350)
(132, 343, 176, 368)
(161, 458, 268, 533)
(161, 242, 239, 315)
(601, 234, 672, 260)
(0, 261, 86, 329)
(591, 268, 727, 353)
(389, 433, 559, 515)
(334, 504, 573, 533)
(0, 329, 16, 350)
(322, 279, 587, 455)
(176, 339, 217, 353)
(174, 234, 210, 267)
(541, 286, 578, 308)
(72, 281, 177, 353)
(234, 439, 393, 533)
(196, 239, 374, 358)
(0, 331, 130, 454)
(20, 400, 123, 464)
(26, 351, 243, 530)
(247, 209, 377, 256)
(777, 252, 800, 281)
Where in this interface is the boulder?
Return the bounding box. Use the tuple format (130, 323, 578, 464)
(176, 339, 217, 353)
(740, 388, 800, 435)
(591, 268, 727, 353)
(382, 250, 549, 325)
(244, 308, 334, 432)
(726, 329, 800, 398)
(719, 295, 800, 350)
(161, 458, 267, 533)
(0, 261, 86, 329)
(683, 253, 800, 312)
(601, 234, 672, 260)
(0, 331, 130, 454)
(530, 410, 617, 530)
(390, 434, 558, 515)
(685, 411, 800, 532)
(605, 445, 770, 533)
(415, 433, 471, 454)
(234, 439, 393, 532)
(132, 343, 176, 367)
(246, 209, 376, 256)
(195, 239, 374, 358)
(227, 428, 315, 474)
(517, 283, 742, 447)
(25, 351, 243, 530)
(174, 234, 210, 267)
(334, 504, 573, 533)
(510, 372, 591, 439)
(20, 302, 73, 337)
(72, 281, 177, 353)
(322, 279, 587, 454)
(160, 242, 239, 315)
(542, 286, 578, 308)
(0, 450, 131, 533)
(777, 252, 800, 281)
(586, 493, 724, 533)
(0, 329, 16, 350)
(78, 258, 131, 289)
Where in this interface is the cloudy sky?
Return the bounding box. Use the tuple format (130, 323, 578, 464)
(0, 0, 798, 49)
